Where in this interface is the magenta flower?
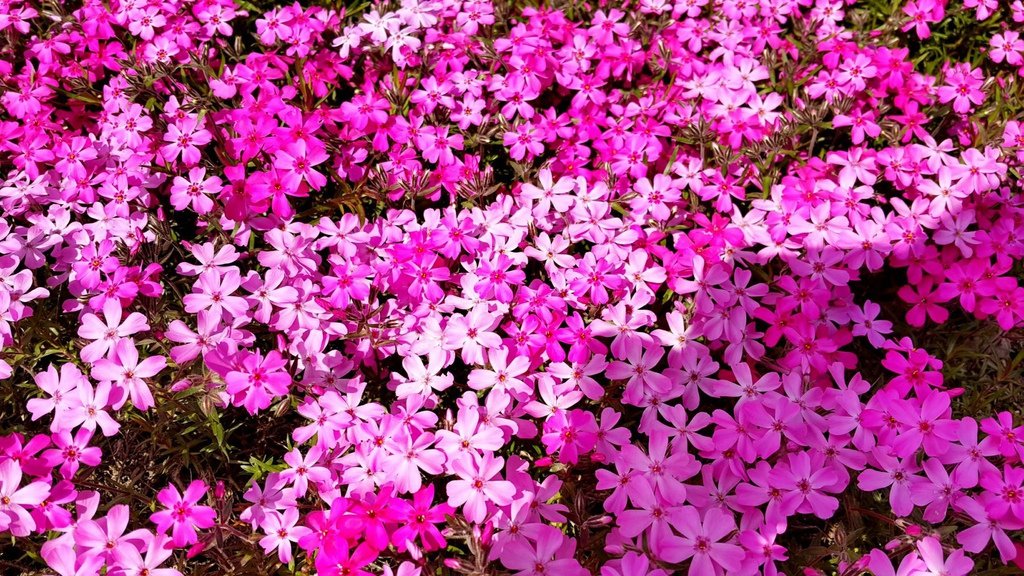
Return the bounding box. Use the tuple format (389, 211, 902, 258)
(936, 63, 986, 114)
(857, 449, 928, 517)
(474, 254, 525, 303)
(889, 391, 959, 458)
(73, 241, 119, 290)
(956, 494, 1023, 562)
(314, 541, 378, 576)
(273, 144, 329, 191)
(150, 480, 217, 547)
(161, 118, 211, 165)
(771, 452, 841, 519)
(541, 409, 598, 464)
(225, 350, 292, 415)
(391, 484, 454, 552)
(41, 427, 102, 479)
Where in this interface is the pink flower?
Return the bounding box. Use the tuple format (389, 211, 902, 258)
(91, 338, 166, 411)
(865, 548, 925, 576)
(164, 311, 222, 364)
(77, 299, 150, 363)
(915, 537, 973, 576)
(63, 379, 120, 437)
(445, 306, 502, 365)
(738, 529, 788, 576)
(849, 300, 893, 347)
(897, 279, 951, 327)
(0, 459, 51, 536)
(446, 453, 515, 524)
(170, 167, 222, 214)
(26, 364, 84, 428)
(259, 508, 312, 564)
(73, 504, 137, 564)
(183, 268, 249, 324)
(500, 525, 583, 576)
(520, 169, 576, 218)
(467, 347, 531, 398)
(990, 31, 1024, 65)
(115, 533, 183, 576)
(384, 431, 445, 494)
(659, 506, 745, 573)
(279, 446, 331, 497)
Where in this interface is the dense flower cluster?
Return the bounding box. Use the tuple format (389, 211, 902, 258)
(1, 0, 1024, 575)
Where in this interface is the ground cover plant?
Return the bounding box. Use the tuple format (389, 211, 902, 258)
(1, 0, 1024, 574)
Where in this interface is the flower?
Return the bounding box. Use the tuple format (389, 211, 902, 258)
(224, 350, 292, 415)
(170, 167, 222, 214)
(77, 299, 150, 363)
(446, 453, 515, 524)
(0, 459, 51, 537)
(150, 480, 217, 547)
(659, 506, 745, 574)
(391, 484, 454, 552)
(259, 508, 312, 564)
(91, 338, 166, 411)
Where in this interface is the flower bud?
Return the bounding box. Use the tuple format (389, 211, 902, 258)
(186, 541, 207, 559)
(480, 521, 494, 546)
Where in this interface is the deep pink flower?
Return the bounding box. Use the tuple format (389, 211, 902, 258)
(150, 480, 217, 547)
(391, 484, 454, 552)
(224, 350, 292, 415)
